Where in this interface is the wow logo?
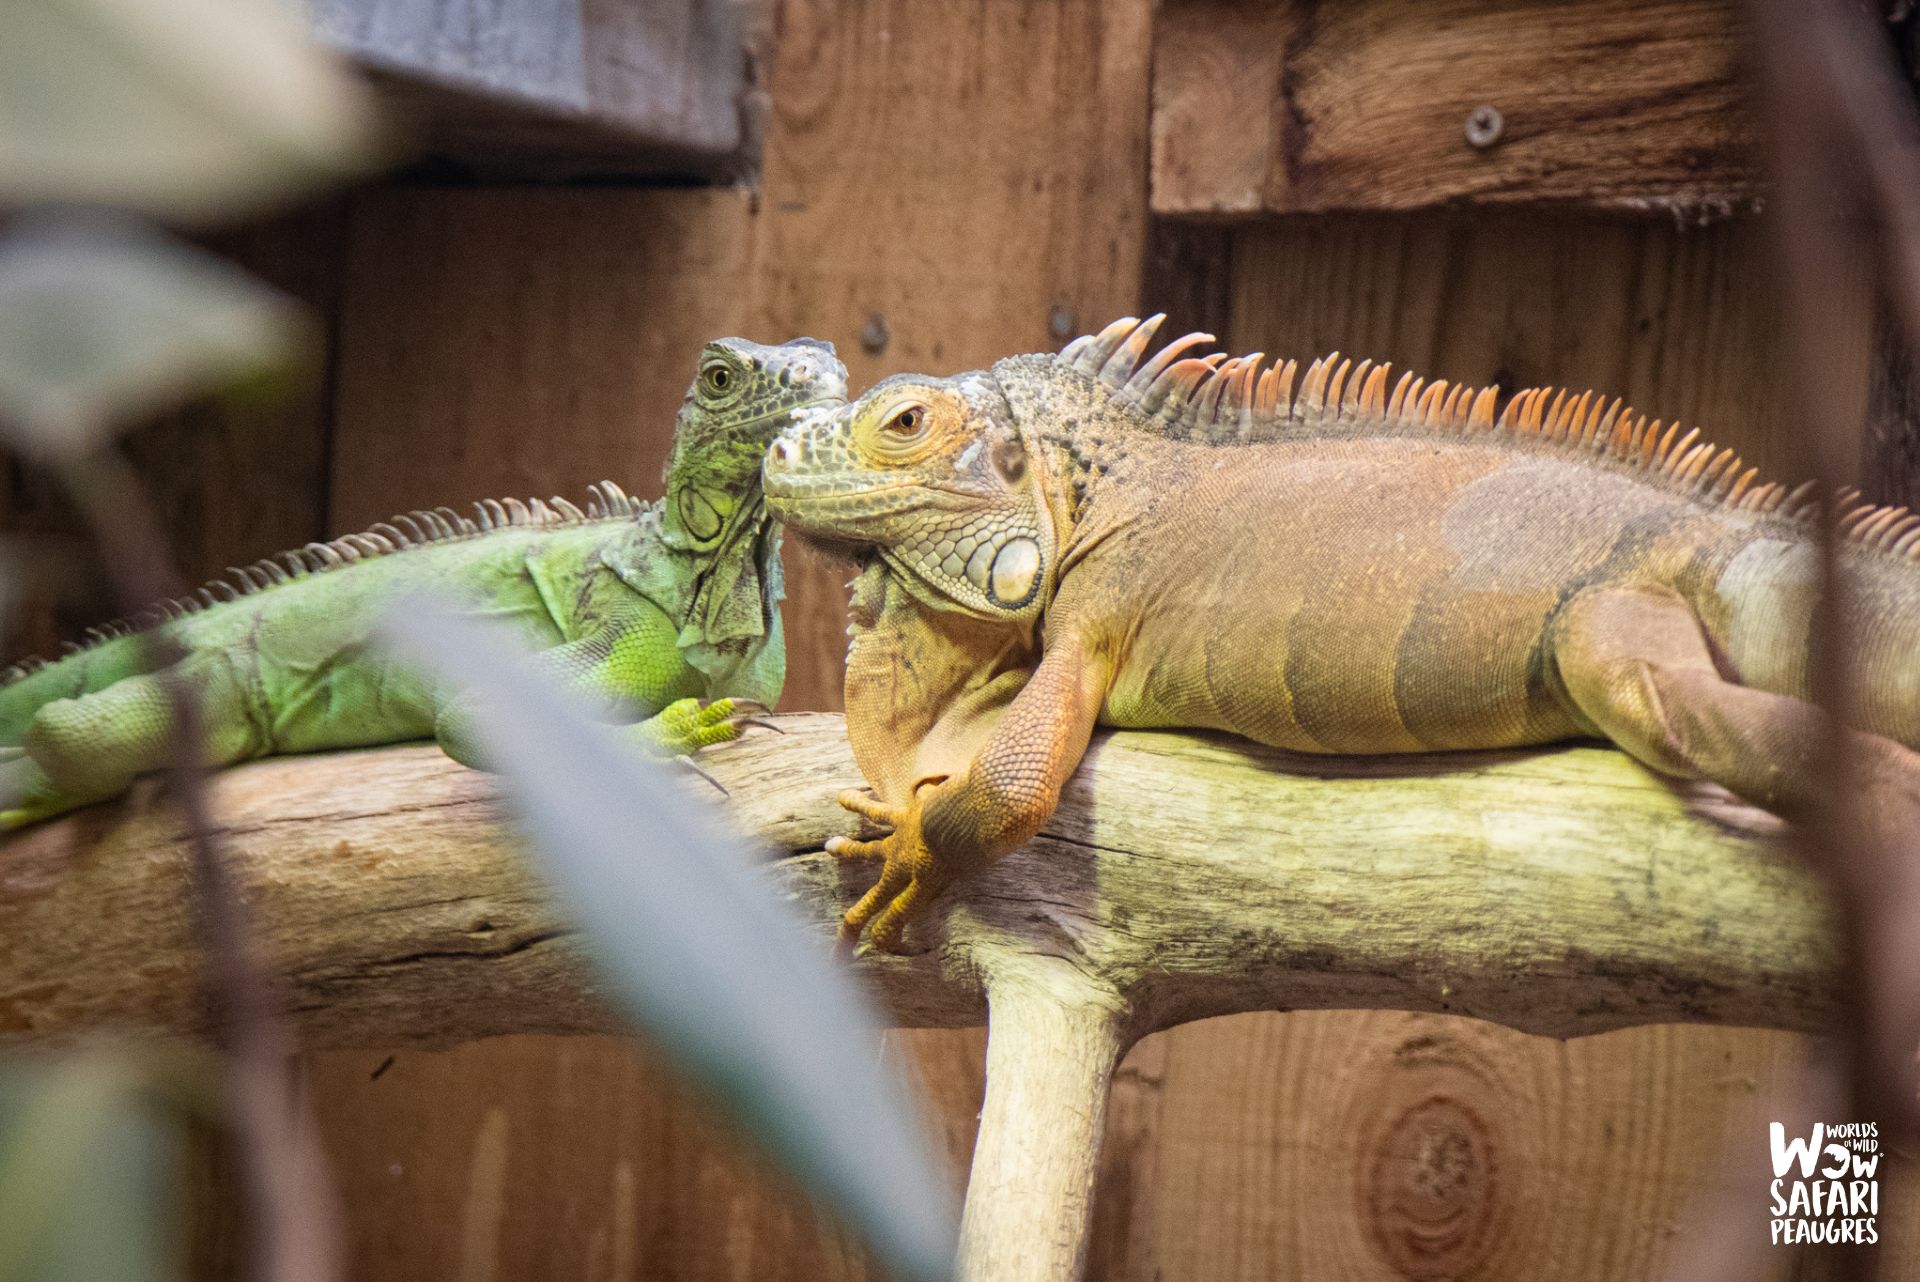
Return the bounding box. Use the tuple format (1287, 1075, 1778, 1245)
(1770, 1121, 1880, 1245)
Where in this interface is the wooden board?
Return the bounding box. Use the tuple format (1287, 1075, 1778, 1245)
(326, 186, 757, 538)
(310, 1032, 981, 1282)
(1151, 0, 1761, 219)
(1123, 1015, 1827, 1281)
(309, 0, 746, 177)
(1215, 211, 1873, 483)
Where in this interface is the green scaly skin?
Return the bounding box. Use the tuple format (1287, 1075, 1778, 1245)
(0, 337, 848, 827)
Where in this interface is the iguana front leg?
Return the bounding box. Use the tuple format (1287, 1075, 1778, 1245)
(434, 602, 751, 768)
(830, 634, 1110, 951)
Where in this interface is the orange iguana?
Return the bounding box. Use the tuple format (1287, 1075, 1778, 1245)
(762, 315, 1920, 958)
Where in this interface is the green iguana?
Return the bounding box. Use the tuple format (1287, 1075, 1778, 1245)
(762, 315, 1920, 953)
(0, 336, 847, 826)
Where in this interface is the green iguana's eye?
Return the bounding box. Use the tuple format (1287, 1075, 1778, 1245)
(885, 406, 925, 437)
(702, 363, 734, 395)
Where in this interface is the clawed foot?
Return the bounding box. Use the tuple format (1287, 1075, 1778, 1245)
(637, 696, 782, 759)
(825, 788, 951, 955)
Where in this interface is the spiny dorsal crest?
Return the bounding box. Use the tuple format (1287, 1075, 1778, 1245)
(1057, 314, 1920, 558)
(0, 482, 646, 685)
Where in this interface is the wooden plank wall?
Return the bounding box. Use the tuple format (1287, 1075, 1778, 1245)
(12, 0, 1915, 1278)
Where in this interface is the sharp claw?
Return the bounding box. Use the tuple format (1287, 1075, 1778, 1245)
(730, 717, 784, 735)
(722, 698, 772, 716)
(677, 757, 729, 796)
(825, 835, 885, 860)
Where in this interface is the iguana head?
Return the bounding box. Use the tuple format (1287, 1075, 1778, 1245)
(662, 336, 848, 553)
(637, 337, 846, 676)
(763, 367, 1058, 624)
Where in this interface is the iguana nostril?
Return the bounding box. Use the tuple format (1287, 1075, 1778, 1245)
(769, 440, 793, 467)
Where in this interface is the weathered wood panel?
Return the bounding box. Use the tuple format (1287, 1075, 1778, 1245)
(1152, 0, 1761, 219)
(309, 0, 746, 176)
(1218, 211, 1873, 481)
(326, 186, 757, 534)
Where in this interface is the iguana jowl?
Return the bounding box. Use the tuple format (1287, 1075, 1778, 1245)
(0, 337, 847, 825)
(764, 315, 1920, 952)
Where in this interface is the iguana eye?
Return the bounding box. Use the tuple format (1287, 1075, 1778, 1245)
(702, 363, 734, 395)
(863, 393, 941, 461)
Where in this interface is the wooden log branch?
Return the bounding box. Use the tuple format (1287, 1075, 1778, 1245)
(0, 712, 1844, 1282)
(0, 712, 1839, 1050)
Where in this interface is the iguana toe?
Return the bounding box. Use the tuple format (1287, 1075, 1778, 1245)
(634, 696, 769, 757)
(826, 788, 947, 953)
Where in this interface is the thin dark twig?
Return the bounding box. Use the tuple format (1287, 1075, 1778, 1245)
(58, 450, 339, 1282)
(1740, 1, 1920, 1278)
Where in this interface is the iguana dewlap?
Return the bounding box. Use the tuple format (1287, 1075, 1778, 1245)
(0, 337, 847, 825)
(764, 315, 1920, 952)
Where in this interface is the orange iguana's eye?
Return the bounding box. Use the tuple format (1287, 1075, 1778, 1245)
(885, 406, 925, 437)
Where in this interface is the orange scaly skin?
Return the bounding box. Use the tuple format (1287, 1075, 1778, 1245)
(764, 316, 1920, 954)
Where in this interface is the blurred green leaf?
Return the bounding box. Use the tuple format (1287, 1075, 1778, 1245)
(0, 219, 306, 458)
(382, 601, 958, 1282)
(0, 0, 379, 224)
(0, 1055, 181, 1282)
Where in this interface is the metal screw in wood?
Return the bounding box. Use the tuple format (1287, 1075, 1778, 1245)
(1465, 105, 1505, 149)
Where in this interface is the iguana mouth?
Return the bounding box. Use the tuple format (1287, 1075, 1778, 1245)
(765, 479, 920, 502)
(763, 483, 993, 542)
